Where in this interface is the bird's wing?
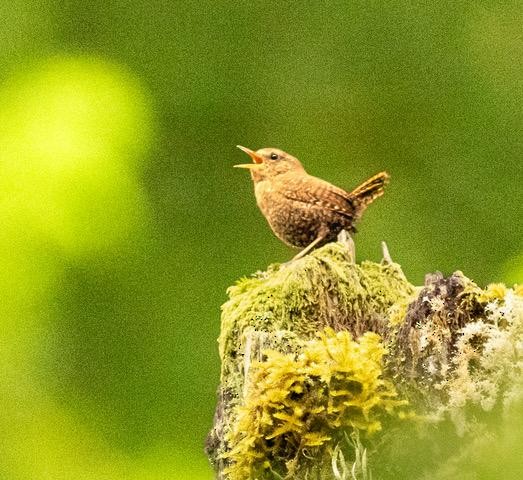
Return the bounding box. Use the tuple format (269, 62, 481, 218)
(281, 175, 356, 218)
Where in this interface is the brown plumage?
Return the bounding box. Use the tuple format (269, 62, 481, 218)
(235, 146, 389, 259)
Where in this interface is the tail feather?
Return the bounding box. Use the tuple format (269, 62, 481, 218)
(349, 171, 390, 210)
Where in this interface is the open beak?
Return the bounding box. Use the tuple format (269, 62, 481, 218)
(234, 145, 264, 169)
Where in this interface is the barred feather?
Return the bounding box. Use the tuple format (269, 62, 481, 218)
(349, 172, 390, 209)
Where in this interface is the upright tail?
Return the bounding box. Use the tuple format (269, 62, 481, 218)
(349, 171, 390, 211)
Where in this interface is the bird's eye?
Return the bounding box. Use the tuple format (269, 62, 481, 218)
(270, 152, 278, 160)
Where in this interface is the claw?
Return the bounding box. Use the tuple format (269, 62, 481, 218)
(381, 241, 393, 264)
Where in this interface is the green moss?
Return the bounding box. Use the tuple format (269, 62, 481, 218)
(219, 243, 415, 385)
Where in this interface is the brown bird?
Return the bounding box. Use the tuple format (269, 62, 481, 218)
(235, 146, 390, 260)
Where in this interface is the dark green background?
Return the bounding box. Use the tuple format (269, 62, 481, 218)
(0, 2, 521, 479)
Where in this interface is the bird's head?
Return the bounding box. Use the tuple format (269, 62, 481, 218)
(234, 146, 305, 181)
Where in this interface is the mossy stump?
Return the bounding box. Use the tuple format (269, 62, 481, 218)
(206, 242, 523, 480)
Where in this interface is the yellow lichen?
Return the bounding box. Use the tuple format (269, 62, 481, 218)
(222, 328, 407, 480)
(388, 296, 414, 326)
(478, 283, 508, 302)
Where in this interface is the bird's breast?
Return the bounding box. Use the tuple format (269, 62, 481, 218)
(253, 180, 283, 216)
(253, 179, 322, 247)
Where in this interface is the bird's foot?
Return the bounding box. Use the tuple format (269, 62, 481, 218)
(337, 230, 355, 264)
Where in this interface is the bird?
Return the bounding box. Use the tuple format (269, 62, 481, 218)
(234, 146, 390, 260)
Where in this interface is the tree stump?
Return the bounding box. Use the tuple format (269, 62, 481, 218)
(206, 242, 523, 479)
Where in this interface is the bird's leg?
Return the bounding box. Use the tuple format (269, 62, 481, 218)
(337, 229, 356, 263)
(291, 234, 327, 261)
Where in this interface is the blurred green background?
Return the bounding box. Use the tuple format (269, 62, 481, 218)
(0, 2, 521, 479)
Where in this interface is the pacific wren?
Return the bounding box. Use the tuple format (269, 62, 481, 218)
(235, 146, 389, 260)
